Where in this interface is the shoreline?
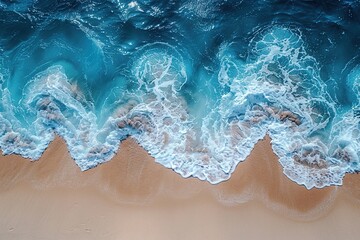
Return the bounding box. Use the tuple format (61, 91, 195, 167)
(0, 136, 360, 239)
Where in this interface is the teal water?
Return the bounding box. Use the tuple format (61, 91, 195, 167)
(0, 0, 360, 189)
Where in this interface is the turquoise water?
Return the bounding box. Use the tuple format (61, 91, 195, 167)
(0, 0, 360, 189)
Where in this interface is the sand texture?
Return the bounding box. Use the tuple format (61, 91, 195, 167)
(0, 136, 360, 240)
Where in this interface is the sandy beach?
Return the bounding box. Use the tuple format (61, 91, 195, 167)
(0, 136, 360, 240)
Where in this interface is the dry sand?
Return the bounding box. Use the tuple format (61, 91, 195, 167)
(0, 136, 359, 240)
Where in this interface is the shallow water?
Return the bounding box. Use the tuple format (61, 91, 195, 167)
(0, 0, 359, 188)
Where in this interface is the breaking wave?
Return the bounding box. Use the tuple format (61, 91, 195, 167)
(1, 0, 360, 189)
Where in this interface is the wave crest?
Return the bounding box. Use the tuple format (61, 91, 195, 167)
(0, 26, 359, 189)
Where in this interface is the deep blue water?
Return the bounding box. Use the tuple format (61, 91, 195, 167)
(0, 0, 360, 189)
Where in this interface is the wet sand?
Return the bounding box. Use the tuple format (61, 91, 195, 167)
(0, 136, 360, 239)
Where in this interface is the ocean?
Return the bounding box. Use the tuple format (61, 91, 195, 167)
(0, 0, 359, 189)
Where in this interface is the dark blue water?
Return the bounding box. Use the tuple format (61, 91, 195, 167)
(0, 0, 360, 189)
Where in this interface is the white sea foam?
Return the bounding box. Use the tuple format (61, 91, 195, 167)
(0, 27, 358, 189)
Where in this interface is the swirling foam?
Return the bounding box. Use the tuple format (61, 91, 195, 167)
(0, 9, 359, 189)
